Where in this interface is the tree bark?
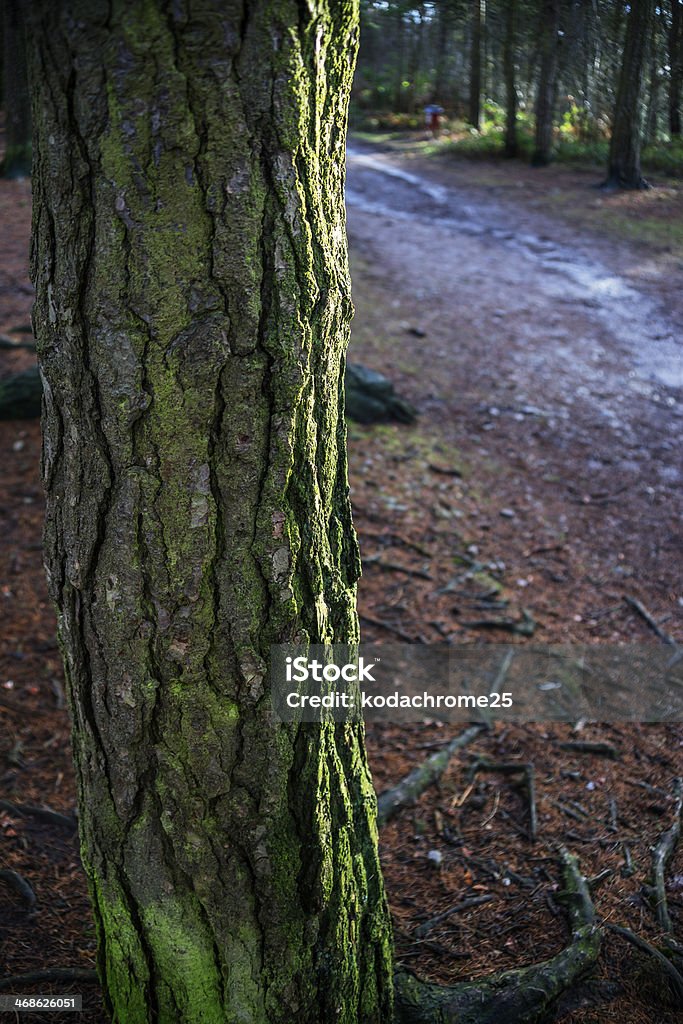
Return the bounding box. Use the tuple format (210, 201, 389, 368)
(604, 0, 653, 188)
(670, 0, 683, 136)
(27, 3, 393, 1022)
(503, 0, 518, 157)
(532, 0, 561, 166)
(468, 0, 483, 128)
(2, 0, 31, 178)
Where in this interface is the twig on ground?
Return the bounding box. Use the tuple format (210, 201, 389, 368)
(551, 800, 587, 824)
(376, 725, 486, 826)
(624, 595, 678, 646)
(364, 555, 432, 580)
(359, 614, 417, 643)
(414, 894, 496, 938)
(460, 608, 536, 636)
(586, 868, 613, 892)
(621, 842, 634, 877)
(559, 741, 620, 759)
(650, 778, 683, 933)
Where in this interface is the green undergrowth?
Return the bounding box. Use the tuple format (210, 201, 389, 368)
(350, 108, 683, 178)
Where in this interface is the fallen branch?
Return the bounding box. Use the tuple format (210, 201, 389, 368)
(651, 778, 682, 933)
(376, 726, 486, 826)
(394, 848, 601, 1024)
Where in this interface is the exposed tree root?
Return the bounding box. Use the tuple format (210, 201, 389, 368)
(466, 759, 537, 842)
(377, 725, 486, 826)
(650, 778, 682, 933)
(606, 924, 683, 1007)
(0, 868, 36, 909)
(0, 968, 99, 990)
(393, 847, 601, 1023)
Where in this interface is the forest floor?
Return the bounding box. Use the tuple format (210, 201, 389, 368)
(1, 140, 682, 1023)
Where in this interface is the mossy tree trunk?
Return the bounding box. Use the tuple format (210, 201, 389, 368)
(2, 0, 31, 178)
(27, 3, 393, 1022)
(604, 0, 653, 188)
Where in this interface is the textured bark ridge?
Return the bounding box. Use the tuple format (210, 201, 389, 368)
(28, 3, 393, 1022)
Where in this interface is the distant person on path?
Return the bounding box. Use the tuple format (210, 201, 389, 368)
(424, 103, 444, 138)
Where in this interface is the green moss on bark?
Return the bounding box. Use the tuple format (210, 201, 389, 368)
(29, 2, 391, 1021)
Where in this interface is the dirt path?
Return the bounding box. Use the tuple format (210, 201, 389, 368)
(345, 141, 683, 645)
(348, 143, 683, 1024)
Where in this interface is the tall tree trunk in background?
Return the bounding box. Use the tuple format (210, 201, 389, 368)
(604, 0, 653, 187)
(670, 0, 683, 135)
(2, 0, 31, 178)
(468, 0, 483, 127)
(532, 0, 561, 165)
(433, 0, 452, 102)
(27, 2, 394, 1022)
(394, 3, 407, 111)
(644, 9, 662, 144)
(504, 0, 518, 157)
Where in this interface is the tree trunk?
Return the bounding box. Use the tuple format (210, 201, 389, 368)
(503, 0, 518, 157)
(433, 0, 453, 103)
(644, 11, 662, 145)
(468, 0, 483, 128)
(604, 0, 653, 188)
(670, 0, 683, 136)
(532, 0, 561, 166)
(27, 3, 394, 1022)
(393, 5, 407, 112)
(2, 0, 31, 178)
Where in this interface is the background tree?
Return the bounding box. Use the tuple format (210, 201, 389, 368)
(670, 0, 683, 135)
(2, 0, 31, 178)
(467, 0, 483, 127)
(503, 0, 518, 157)
(604, 0, 653, 188)
(27, 2, 393, 1021)
(532, 0, 561, 165)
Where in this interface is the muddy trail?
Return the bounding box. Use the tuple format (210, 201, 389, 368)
(345, 142, 683, 1023)
(345, 140, 682, 647)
